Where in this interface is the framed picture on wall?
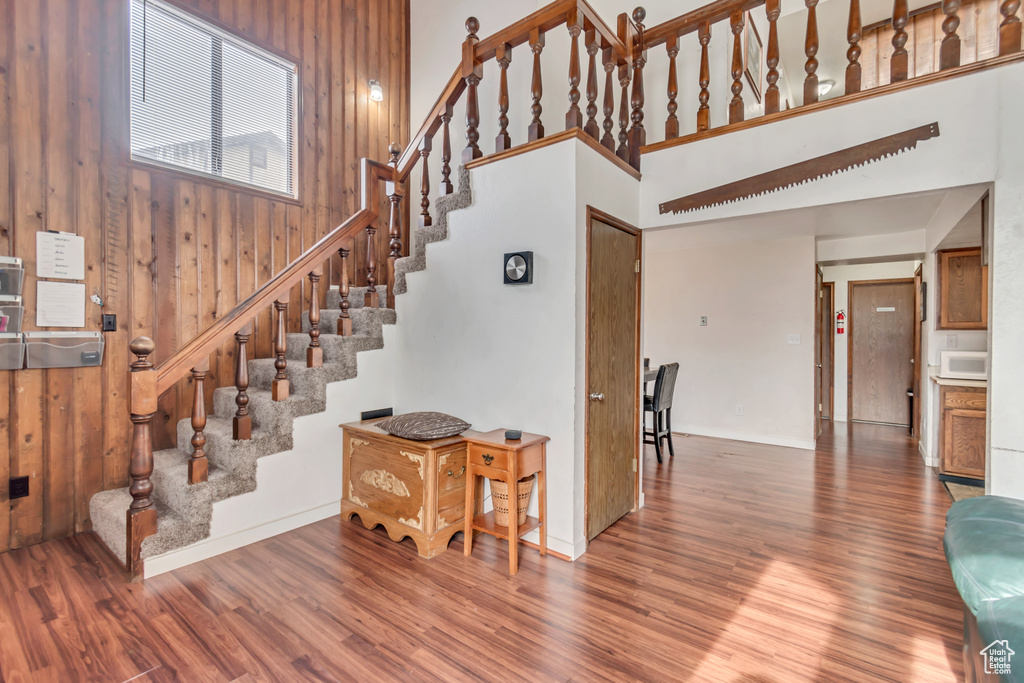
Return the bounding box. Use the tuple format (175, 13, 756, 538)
(744, 12, 763, 104)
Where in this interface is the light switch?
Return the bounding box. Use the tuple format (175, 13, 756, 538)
(788, 334, 801, 345)
(699, 316, 708, 327)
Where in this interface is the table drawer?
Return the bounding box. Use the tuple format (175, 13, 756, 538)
(469, 444, 508, 471)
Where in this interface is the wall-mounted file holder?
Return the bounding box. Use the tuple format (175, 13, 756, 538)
(24, 331, 104, 369)
(0, 333, 24, 370)
(0, 256, 24, 296)
(0, 295, 24, 333)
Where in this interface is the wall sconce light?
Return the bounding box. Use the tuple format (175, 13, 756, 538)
(817, 79, 836, 98)
(369, 80, 384, 102)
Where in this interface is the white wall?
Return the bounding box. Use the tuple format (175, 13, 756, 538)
(820, 261, 919, 423)
(644, 235, 816, 449)
(391, 138, 639, 559)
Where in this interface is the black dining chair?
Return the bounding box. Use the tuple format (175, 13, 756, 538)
(644, 362, 679, 463)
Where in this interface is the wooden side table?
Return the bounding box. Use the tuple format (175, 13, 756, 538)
(462, 430, 548, 575)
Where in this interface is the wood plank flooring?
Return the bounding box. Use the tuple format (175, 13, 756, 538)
(0, 423, 964, 682)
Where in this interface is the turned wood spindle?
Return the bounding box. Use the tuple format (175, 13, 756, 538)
(386, 142, 404, 310)
(338, 246, 352, 336)
(365, 223, 379, 308)
(272, 298, 289, 402)
(601, 47, 617, 151)
(495, 43, 513, 153)
(419, 136, 432, 227)
(462, 17, 483, 163)
(440, 105, 454, 195)
(729, 11, 745, 124)
(233, 324, 252, 440)
(940, 0, 961, 69)
(584, 29, 601, 139)
(528, 28, 546, 141)
(189, 360, 209, 484)
(804, 0, 820, 105)
(628, 7, 647, 171)
(846, 0, 863, 93)
(306, 268, 323, 367)
(765, 0, 781, 115)
(616, 64, 631, 162)
(127, 337, 158, 579)
(999, 0, 1021, 56)
(566, 11, 584, 131)
(666, 35, 680, 139)
(891, 0, 910, 82)
(697, 22, 711, 132)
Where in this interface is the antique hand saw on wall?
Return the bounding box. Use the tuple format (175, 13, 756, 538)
(658, 122, 940, 215)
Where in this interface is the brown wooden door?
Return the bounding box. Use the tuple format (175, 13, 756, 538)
(849, 280, 915, 425)
(820, 282, 834, 420)
(586, 213, 640, 542)
(815, 268, 823, 437)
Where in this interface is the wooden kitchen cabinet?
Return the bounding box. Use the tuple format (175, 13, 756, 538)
(939, 385, 986, 480)
(938, 247, 987, 330)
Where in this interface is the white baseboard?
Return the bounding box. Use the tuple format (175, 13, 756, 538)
(144, 501, 340, 578)
(919, 441, 938, 468)
(676, 425, 816, 451)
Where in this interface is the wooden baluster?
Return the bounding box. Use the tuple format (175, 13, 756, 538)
(337, 246, 352, 336)
(698, 22, 711, 132)
(127, 337, 158, 580)
(940, 0, 961, 69)
(462, 17, 483, 163)
(272, 298, 289, 402)
(804, 0, 820, 104)
(765, 0, 781, 114)
(440, 105, 454, 195)
(601, 47, 617, 151)
(730, 11, 745, 124)
(891, 0, 909, 82)
(306, 268, 323, 367)
(528, 28, 546, 142)
(584, 29, 601, 139)
(999, 0, 1021, 55)
(566, 10, 584, 130)
(495, 43, 512, 153)
(188, 359, 209, 484)
(616, 64, 631, 162)
(386, 143, 404, 310)
(233, 323, 252, 440)
(628, 8, 647, 171)
(365, 223, 379, 308)
(666, 35, 679, 139)
(846, 0, 862, 93)
(419, 136, 432, 227)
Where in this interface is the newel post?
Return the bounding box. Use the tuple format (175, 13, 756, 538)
(127, 337, 158, 580)
(627, 7, 647, 171)
(386, 142, 405, 310)
(462, 17, 483, 163)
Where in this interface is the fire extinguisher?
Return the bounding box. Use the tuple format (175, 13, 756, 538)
(836, 310, 846, 335)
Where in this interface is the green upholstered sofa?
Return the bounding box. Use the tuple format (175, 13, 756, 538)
(944, 495, 1024, 682)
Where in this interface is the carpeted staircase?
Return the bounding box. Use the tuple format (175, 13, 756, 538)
(89, 166, 473, 566)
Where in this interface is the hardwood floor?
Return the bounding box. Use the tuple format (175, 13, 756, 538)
(0, 422, 964, 682)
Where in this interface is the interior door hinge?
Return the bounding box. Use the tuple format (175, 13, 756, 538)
(819, 403, 823, 411)
(633, 458, 638, 472)
(819, 290, 823, 298)
(635, 260, 640, 273)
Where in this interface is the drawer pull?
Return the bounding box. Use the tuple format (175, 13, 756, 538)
(482, 454, 494, 465)
(448, 466, 466, 479)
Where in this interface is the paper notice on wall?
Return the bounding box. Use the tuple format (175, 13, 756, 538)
(876, 307, 896, 312)
(37, 281, 86, 328)
(37, 231, 85, 281)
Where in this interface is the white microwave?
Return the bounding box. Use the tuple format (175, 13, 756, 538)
(939, 351, 989, 380)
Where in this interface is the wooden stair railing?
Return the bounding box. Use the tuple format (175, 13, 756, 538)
(640, 0, 1023, 153)
(121, 0, 638, 581)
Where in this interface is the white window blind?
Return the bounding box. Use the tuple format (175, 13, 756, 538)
(130, 0, 297, 197)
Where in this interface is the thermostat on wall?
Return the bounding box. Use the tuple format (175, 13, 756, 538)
(503, 251, 533, 285)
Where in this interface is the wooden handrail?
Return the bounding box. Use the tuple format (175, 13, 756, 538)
(644, 0, 764, 48)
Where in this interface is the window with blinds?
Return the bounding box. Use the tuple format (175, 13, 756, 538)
(130, 0, 297, 197)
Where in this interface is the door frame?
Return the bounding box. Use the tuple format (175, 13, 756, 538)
(847, 277, 916, 423)
(821, 281, 835, 420)
(584, 206, 641, 543)
(815, 267, 823, 438)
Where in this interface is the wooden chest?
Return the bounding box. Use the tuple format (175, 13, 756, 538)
(339, 420, 477, 558)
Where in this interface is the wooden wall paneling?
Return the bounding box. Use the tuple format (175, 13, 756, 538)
(915, 12, 936, 76)
(315, 0, 331, 299)
(341, 0, 357, 274)
(329, 0, 345, 285)
(300, 0, 316, 322)
(152, 178, 178, 450)
(10, 0, 46, 550)
(237, 0, 254, 37)
(199, 185, 218, 413)
(963, 1, 979, 60)
(286, 0, 304, 332)
(213, 188, 238, 404)
(254, 199, 274, 359)
(355, 0, 370, 288)
(0, 0, 8, 554)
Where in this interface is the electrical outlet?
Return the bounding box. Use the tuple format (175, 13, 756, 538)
(735, 404, 744, 416)
(788, 334, 801, 345)
(102, 314, 117, 332)
(699, 316, 708, 327)
(9, 476, 29, 500)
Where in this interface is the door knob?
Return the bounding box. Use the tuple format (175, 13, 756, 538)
(589, 392, 604, 401)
